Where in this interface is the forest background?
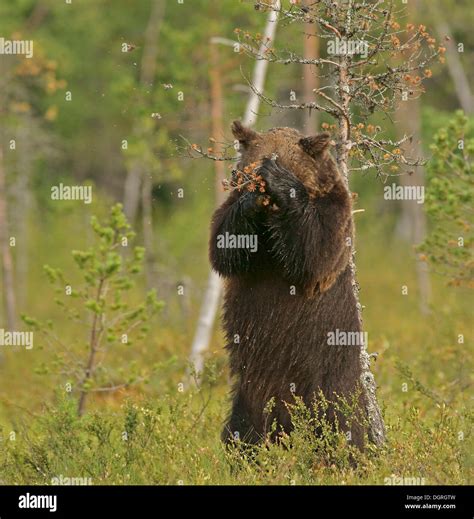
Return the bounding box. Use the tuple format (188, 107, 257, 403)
(0, 0, 472, 485)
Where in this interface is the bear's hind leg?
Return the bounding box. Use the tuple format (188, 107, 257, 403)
(222, 392, 260, 446)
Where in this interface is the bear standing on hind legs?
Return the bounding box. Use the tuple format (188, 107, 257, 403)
(210, 121, 366, 449)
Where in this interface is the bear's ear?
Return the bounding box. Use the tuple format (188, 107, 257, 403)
(231, 120, 258, 147)
(298, 132, 331, 158)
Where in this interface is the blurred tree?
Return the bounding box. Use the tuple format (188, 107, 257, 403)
(419, 111, 473, 287)
(395, 0, 431, 314)
(429, 2, 473, 115)
(0, 10, 65, 326)
(396, 93, 431, 314)
(123, 0, 166, 225)
(0, 146, 16, 331)
(121, 0, 166, 291)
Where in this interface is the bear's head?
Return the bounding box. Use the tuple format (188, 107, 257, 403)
(231, 120, 343, 198)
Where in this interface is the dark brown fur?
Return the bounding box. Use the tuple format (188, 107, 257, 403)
(209, 122, 365, 449)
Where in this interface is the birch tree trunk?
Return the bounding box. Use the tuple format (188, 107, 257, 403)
(337, 56, 385, 447)
(187, 1, 281, 381)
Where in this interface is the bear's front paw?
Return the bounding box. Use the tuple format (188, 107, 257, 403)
(238, 191, 266, 218)
(258, 158, 308, 208)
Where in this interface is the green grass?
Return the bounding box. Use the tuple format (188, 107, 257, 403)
(0, 382, 470, 485)
(0, 195, 472, 485)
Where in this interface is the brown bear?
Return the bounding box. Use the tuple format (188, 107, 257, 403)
(209, 121, 365, 449)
